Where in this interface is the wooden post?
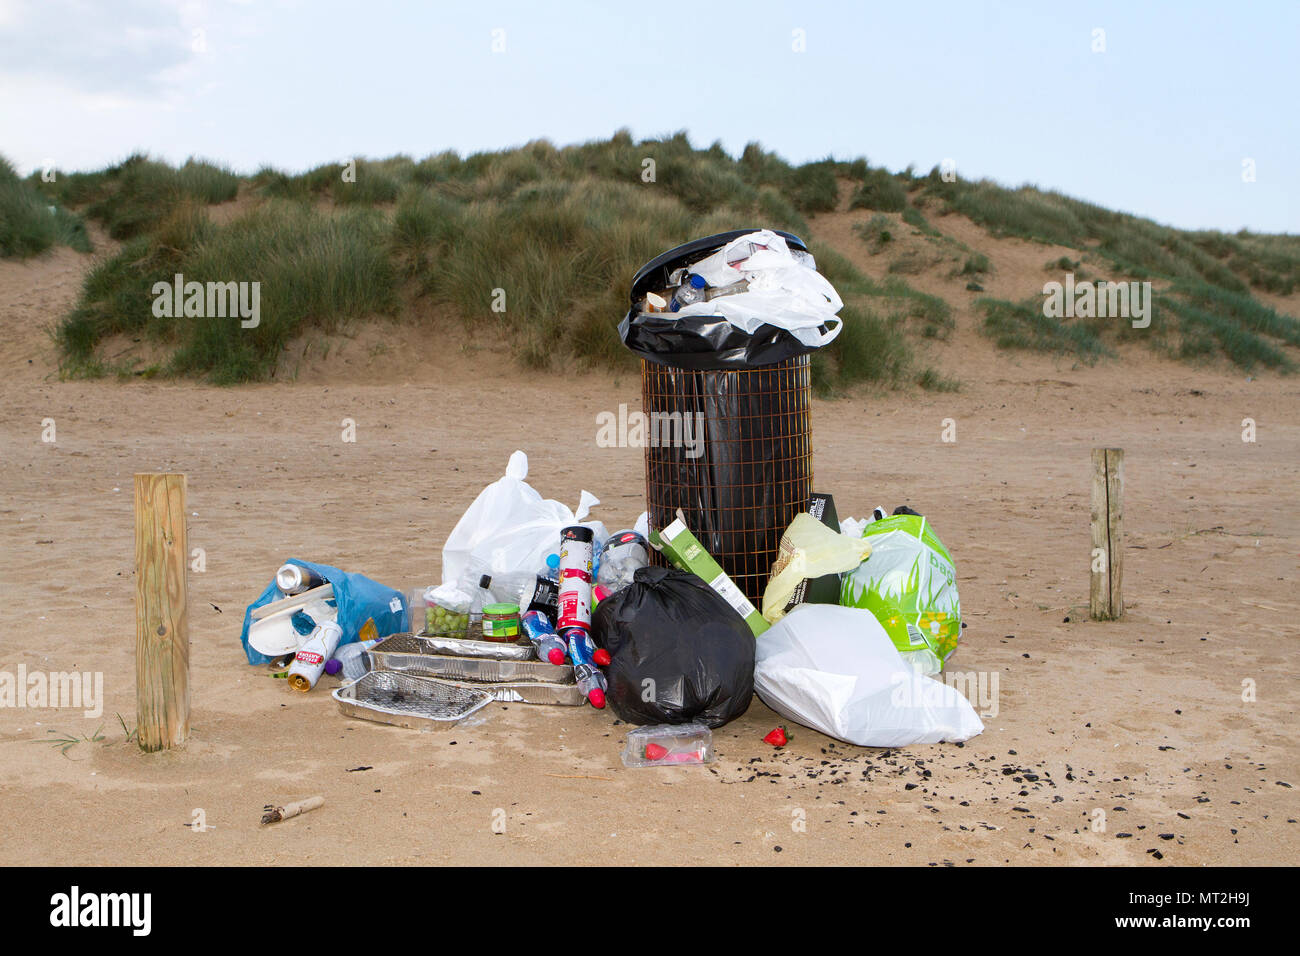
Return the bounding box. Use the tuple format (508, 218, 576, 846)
(1089, 449, 1124, 620)
(134, 473, 190, 751)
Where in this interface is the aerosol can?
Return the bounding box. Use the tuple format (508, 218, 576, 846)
(287, 621, 344, 692)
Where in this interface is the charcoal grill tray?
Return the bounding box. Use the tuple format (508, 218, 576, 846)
(333, 670, 492, 730)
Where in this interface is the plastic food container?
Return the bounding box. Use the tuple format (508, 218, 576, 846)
(409, 585, 470, 638)
(621, 722, 714, 768)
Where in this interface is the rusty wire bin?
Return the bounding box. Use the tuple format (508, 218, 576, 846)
(640, 355, 812, 605)
(620, 230, 831, 605)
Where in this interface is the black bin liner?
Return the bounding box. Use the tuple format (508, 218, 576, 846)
(592, 566, 754, 728)
(618, 228, 828, 370)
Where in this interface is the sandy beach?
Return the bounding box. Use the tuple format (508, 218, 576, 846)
(1, 208, 1297, 867)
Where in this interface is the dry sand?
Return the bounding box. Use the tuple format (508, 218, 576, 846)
(0, 210, 1297, 867)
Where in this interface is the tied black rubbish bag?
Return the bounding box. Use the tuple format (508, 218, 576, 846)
(592, 566, 755, 728)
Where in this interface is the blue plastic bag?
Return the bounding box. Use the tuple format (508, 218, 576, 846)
(238, 559, 408, 666)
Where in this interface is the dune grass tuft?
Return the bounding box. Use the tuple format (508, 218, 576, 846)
(1, 155, 92, 258)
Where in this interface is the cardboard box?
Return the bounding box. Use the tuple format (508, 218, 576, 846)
(652, 518, 770, 636)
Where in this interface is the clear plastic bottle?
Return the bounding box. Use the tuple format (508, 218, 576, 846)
(479, 571, 540, 606)
(670, 273, 708, 312)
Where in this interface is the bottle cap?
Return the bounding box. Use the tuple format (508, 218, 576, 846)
(548, 648, 566, 665)
(689, 273, 707, 288)
(588, 688, 606, 709)
(593, 648, 611, 666)
(479, 574, 492, 589)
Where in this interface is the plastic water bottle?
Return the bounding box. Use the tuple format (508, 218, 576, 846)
(334, 637, 379, 681)
(480, 571, 542, 607)
(521, 610, 568, 666)
(563, 626, 609, 707)
(670, 274, 708, 312)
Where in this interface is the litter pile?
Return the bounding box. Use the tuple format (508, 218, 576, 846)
(239, 229, 986, 769)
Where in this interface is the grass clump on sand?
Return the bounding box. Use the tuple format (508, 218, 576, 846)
(977, 297, 1111, 364)
(0, 155, 91, 258)
(1156, 281, 1299, 371)
(29, 153, 239, 240)
(849, 167, 909, 213)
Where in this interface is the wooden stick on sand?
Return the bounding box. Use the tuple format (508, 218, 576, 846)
(261, 795, 325, 825)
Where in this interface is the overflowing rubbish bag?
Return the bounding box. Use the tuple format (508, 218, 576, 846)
(674, 229, 843, 348)
(239, 559, 408, 666)
(441, 450, 608, 587)
(840, 512, 961, 674)
(592, 566, 755, 728)
(754, 605, 983, 747)
(620, 228, 842, 369)
(761, 512, 873, 623)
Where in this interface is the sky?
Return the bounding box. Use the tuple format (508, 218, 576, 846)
(1, 0, 1295, 233)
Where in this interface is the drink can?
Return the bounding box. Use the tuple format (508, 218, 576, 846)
(556, 526, 594, 632)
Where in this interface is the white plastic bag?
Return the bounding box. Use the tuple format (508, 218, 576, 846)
(754, 605, 983, 747)
(675, 229, 843, 349)
(441, 451, 608, 587)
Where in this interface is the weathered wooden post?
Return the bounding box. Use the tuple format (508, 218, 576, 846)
(134, 473, 190, 751)
(1090, 448, 1124, 620)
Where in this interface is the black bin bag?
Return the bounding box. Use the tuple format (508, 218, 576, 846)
(592, 566, 755, 728)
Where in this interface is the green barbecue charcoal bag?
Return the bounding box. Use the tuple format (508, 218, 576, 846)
(840, 514, 960, 673)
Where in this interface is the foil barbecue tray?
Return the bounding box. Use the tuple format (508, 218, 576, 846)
(375, 650, 574, 685)
(385, 632, 537, 661)
(430, 677, 587, 707)
(333, 670, 492, 730)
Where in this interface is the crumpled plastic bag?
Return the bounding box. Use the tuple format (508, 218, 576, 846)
(674, 229, 843, 349)
(754, 604, 983, 747)
(239, 559, 407, 666)
(761, 513, 872, 623)
(441, 451, 608, 587)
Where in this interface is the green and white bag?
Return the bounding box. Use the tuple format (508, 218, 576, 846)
(840, 514, 960, 674)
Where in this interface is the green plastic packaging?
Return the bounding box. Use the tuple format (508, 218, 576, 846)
(840, 514, 960, 672)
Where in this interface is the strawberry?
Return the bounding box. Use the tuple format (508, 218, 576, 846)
(644, 742, 668, 761)
(763, 726, 788, 747)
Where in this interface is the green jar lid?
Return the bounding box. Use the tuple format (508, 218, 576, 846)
(483, 603, 520, 616)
